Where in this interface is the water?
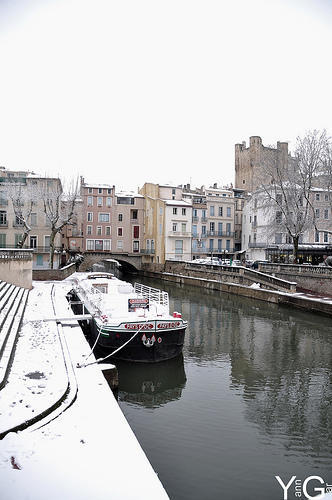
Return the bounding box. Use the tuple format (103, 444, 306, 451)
(115, 277, 332, 500)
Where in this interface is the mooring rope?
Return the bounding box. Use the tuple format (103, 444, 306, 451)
(78, 318, 150, 368)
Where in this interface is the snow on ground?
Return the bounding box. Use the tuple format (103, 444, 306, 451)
(0, 280, 168, 500)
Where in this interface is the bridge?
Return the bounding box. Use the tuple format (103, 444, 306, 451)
(81, 251, 144, 273)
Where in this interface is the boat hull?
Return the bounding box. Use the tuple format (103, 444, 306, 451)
(91, 320, 186, 363)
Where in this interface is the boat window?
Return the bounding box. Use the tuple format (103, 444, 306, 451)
(92, 284, 108, 293)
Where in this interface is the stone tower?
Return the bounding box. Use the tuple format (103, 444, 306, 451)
(235, 136, 291, 192)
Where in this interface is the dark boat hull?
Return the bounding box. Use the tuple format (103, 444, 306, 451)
(91, 320, 186, 363)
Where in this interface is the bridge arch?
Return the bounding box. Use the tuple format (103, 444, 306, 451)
(80, 252, 143, 273)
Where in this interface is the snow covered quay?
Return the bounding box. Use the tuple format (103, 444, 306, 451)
(0, 279, 168, 499)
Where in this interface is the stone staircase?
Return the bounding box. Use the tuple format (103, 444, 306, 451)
(0, 279, 29, 390)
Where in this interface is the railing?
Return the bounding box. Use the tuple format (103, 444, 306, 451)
(140, 249, 155, 255)
(168, 231, 191, 237)
(207, 231, 234, 237)
(134, 283, 169, 307)
(0, 248, 33, 260)
(261, 263, 332, 276)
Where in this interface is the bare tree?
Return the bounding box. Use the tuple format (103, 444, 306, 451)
(255, 130, 329, 262)
(39, 177, 81, 269)
(6, 180, 38, 248)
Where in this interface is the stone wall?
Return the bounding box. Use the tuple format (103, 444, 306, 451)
(260, 263, 332, 296)
(33, 263, 76, 281)
(0, 249, 33, 289)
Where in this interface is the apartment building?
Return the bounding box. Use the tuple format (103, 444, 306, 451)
(242, 188, 332, 263)
(81, 178, 144, 254)
(139, 183, 192, 263)
(0, 167, 62, 268)
(182, 183, 235, 259)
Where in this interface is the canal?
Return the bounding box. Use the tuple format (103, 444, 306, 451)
(116, 277, 332, 500)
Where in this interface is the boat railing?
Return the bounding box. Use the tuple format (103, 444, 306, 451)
(134, 283, 169, 307)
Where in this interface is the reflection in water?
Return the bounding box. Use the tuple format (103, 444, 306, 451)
(117, 354, 186, 408)
(118, 277, 332, 499)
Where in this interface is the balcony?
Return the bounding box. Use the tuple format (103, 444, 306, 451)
(192, 216, 199, 222)
(168, 231, 191, 237)
(207, 231, 234, 237)
(140, 248, 155, 255)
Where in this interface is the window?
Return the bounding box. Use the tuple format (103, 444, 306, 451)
(15, 215, 24, 226)
(86, 239, 94, 250)
(87, 212, 93, 222)
(15, 234, 22, 247)
(29, 236, 37, 248)
(106, 197, 112, 207)
(181, 223, 186, 233)
(226, 240, 230, 251)
(0, 192, 8, 206)
(193, 209, 198, 217)
(324, 209, 329, 219)
(133, 226, 139, 238)
(118, 228, 123, 237)
(104, 239, 111, 251)
(218, 222, 223, 235)
(117, 197, 135, 205)
(202, 209, 206, 220)
(98, 188, 103, 194)
(87, 196, 93, 206)
(88, 188, 93, 194)
(210, 222, 215, 234)
(98, 213, 110, 223)
(173, 207, 178, 215)
(97, 226, 102, 236)
(173, 223, 177, 232)
(133, 241, 139, 253)
(36, 254, 43, 266)
(315, 208, 320, 218)
(105, 226, 111, 236)
(117, 240, 123, 250)
(44, 236, 50, 249)
(315, 193, 320, 201)
(175, 240, 183, 254)
(182, 208, 186, 216)
(131, 209, 138, 219)
(0, 211, 7, 226)
(192, 225, 197, 236)
(107, 188, 112, 194)
(97, 197, 103, 207)
(325, 194, 329, 201)
(226, 223, 231, 235)
(227, 207, 231, 217)
(30, 213, 37, 226)
(218, 207, 223, 217)
(276, 211, 282, 224)
(315, 231, 320, 242)
(118, 213, 123, 222)
(275, 233, 282, 244)
(95, 240, 103, 251)
(202, 226, 206, 236)
(324, 232, 329, 243)
(218, 239, 222, 251)
(87, 225, 92, 235)
(210, 206, 215, 216)
(0, 233, 6, 246)
(209, 239, 213, 250)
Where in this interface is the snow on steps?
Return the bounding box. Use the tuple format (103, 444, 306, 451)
(0, 280, 29, 390)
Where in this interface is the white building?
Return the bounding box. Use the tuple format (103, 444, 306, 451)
(164, 199, 192, 261)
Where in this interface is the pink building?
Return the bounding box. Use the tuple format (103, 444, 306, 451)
(80, 178, 144, 254)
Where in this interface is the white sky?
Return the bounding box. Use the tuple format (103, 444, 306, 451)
(0, 0, 331, 191)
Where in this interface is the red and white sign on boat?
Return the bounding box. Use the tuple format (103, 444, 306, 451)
(124, 323, 154, 330)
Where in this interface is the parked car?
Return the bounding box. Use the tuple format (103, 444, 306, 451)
(221, 259, 231, 266)
(231, 260, 242, 266)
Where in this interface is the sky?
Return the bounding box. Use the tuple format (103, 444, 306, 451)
(0, 0, 331, 191)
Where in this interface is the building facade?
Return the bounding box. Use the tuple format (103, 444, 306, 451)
(235, 136, 295, 193)
(0, 167, 62, 269)
(80, 178, 144, 255)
